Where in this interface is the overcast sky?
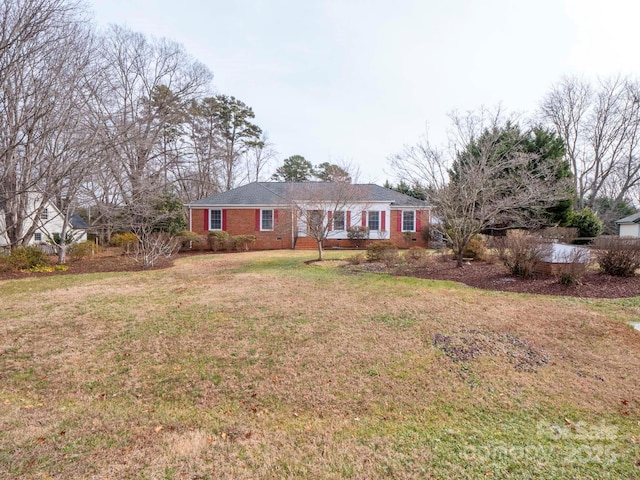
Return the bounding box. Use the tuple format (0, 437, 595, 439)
(90, 0, 640, 183)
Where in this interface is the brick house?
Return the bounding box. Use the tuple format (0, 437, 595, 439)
(186, 182, 432, 250)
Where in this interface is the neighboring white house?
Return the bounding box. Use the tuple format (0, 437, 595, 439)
(616, 212, 640, 237)
(0, 197, 88, 249)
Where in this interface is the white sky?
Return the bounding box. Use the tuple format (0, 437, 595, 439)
(90, 0, 640, 183)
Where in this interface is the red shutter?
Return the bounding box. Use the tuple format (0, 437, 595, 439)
(274, 209, 278, 227)
(362, 211, 367, 227)
(346, 211, 351, 229)
(381, 211, 386, 231)
(416, 211, 422, 232)
(396, 211, 402, 231)
(204, 209, 209, 231)
(255, 209, 261, 231)
(327, 211, 333, 231)
(222, 209, 227, 231)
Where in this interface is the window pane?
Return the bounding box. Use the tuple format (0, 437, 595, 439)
(34, 232, 42, 242)
(402, 211, 415, 232)
(261, 210, 273, 230)
(210, 209, 222, 230)
(333, 211, 345, 230)
(40, 209, 48, 220)
(368, 211, 379, 231)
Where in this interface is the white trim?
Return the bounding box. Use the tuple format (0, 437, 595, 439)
(332, 210, 346, 231)
(209, 208, 223, 231)
(367, 210, 380, 231)
(260, 209, 274, 231)
(401, 210, 416, 232)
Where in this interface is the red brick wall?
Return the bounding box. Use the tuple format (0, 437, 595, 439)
(190, 207, 431, 250)
(190, 207, 294, 250)
(388, 210, 430, 248)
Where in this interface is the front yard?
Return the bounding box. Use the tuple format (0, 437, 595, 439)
(1, 250, 639, 479)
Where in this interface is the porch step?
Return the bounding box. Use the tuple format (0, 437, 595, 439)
(294, 237, 318, 250)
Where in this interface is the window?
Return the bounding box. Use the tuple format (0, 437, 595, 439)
(261, 209, 273, 231)
(368, 211, 380, 231)
(34, 232, 42, 242)
(333, 211, 345, 230)
(209, 209, 222, 230)
(402, 211, 415, 232)
(40, 208, 48, 220)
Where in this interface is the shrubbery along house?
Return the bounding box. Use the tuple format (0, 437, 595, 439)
(187, 182, 431, 250)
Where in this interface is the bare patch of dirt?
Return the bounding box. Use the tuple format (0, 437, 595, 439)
(433, 330, 550, 372)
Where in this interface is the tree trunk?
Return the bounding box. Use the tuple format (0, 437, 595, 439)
(455, 250, 464, 268)
(317, 240, 323, 261)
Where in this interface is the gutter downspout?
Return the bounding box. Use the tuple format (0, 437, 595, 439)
(291, 205, 295, 249)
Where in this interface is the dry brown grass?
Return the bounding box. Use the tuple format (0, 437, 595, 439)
(1, 250, 639, 479)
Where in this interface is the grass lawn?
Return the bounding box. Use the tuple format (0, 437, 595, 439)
(1, 250, 639, 479)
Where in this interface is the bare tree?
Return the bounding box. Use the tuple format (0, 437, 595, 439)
(180, 97, 224, 201)
(244, 133, 277, 183)
(540, 76, 640, 210)
(0, 0, 95, 248)
(391, 109, 571, 267)
(90, 25, 212, 210)
(127, 191, 185, 268)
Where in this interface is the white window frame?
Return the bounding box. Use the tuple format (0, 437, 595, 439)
(332, 211, 345, 230)
(368, 211, 380, 231)
(402, 210, 416, 232)
(40, 208, 48, 220)
(209, 209, 222, 230)
(34, 232, 42, 242)
(261, 209, 274, 231)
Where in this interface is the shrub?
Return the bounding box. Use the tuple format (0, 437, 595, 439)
(132, 231, 180, 269)
(346, 253, 365, 265)
(496, 231, 549, 279)
(555, 248, 591, 285)
(110, 233, 138, 252)
(6, 246, 51, 271)
(366, 240, 397, 262)
(178, 231, 206, 251)
(403, 232, 414, 247)
(231, 235, 256, 252)
(463, 235, 487, 260)
(405, 246, 428, 264)
(568, 208, 603, 239)
(595, 236, 640, 277)
(347, 226, 369, 248)
(0, 254, 11, 272)
(69, 241, 99, 261)
(207, 231, 230, 252)
(380, 248, 401, 268)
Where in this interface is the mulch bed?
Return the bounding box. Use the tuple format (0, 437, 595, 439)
(0, 252, 172, 281)
(396, 260, 640, 299)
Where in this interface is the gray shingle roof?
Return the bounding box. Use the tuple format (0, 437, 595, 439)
(187, 182, 431, 208)
(70, 213, 89, 229)
(616, 212, 640, 224)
